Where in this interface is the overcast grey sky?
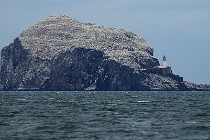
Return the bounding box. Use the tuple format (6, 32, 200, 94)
(1, 0, 210, 84)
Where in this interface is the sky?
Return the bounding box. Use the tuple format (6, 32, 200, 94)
(0, 0, 210, 84)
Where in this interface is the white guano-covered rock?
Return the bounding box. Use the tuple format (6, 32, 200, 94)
(19, 15, 158, 70)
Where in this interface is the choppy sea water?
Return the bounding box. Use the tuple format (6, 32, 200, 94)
(0, 91, 210, 140)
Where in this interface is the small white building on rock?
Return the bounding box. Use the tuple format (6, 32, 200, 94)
(157, 55, 172, 75)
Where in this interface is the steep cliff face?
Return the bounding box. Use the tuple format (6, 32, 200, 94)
(0, 15, 209, 91)
(1, 38, 51, 90)
(47, 48, 149, 91)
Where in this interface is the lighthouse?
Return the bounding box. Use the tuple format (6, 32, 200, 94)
(148, 54, 174, 76)
(162, 55, 167, 68)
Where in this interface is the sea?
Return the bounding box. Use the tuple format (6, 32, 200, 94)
(0, 91, 210, 140)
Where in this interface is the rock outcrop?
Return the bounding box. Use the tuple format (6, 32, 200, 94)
(0, 15, 209, 91)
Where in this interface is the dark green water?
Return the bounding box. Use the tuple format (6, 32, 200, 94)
(0, 91, 210, 139)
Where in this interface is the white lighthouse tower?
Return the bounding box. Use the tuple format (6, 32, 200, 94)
(156, 55, 172, 75)
(162, 55, 167, 68)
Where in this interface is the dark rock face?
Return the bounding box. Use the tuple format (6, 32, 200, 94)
(1, 38, 51, 90)
(0, 15, 209, 91)
(47, 48, 149, 91)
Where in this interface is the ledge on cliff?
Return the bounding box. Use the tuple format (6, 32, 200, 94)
(0, 15, 209, 91)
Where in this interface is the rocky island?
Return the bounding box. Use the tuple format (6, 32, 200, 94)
(1, 15, 210, 91)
